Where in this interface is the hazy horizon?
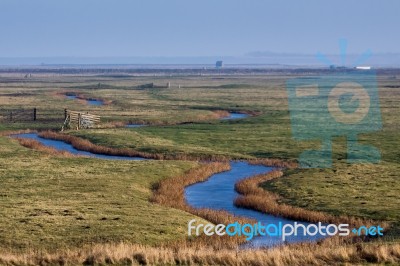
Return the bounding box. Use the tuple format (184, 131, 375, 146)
(1, 52, 400, 67)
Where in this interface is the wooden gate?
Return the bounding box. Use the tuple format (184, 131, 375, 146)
(62, 110, 100, 131)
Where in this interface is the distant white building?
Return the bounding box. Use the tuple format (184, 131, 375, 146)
(355, 66, 372, 70)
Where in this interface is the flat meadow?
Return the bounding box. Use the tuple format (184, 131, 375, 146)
(0, 68, 399, 265)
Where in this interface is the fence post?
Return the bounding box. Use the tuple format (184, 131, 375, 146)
(33, 108, 37, 121)
(64, 109, 67, 120)
(9, 111, 12, 121)
(77, 112, 81, 130)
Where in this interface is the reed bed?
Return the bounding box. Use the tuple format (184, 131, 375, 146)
(208, 110, 230, 120)
(0, 240, 399, 265)
(248, 158, 298, 169)
(14, 138, 80, 158)
(0, 129, 36, 137)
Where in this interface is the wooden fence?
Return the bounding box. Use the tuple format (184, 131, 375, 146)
(62, 110, 100, 130)
(0, 108, 100, 130)
(0, 108, 37, 122)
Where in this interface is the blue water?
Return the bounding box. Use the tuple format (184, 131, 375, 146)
(222, 112, 249, 120)
(86, 99, 104, 106)
(66, 94, 104, 106)
(185, 161, 328, 248)
(13, 133, 146, 160)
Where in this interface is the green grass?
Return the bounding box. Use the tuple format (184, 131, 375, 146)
(0, 136, 202, 251)
(70, 113, 309, 160)
(262, 163, 400, 221)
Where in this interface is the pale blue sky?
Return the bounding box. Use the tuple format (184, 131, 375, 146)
(0, 0, 398, 58)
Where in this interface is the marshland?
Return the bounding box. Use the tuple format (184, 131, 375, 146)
(0, 67, 399, 265)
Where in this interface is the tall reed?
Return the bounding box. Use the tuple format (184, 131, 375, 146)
(14, 137, 79, 158)
(0, 240, 399, 265)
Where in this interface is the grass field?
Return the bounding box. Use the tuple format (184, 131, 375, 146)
(0, 69, 399, 264)
(0, 135, 201, 251)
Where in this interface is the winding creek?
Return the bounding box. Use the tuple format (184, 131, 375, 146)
(12, 112, 327, 248)
(126, 112, 250, 127)
(185, 161, 327, 247)
(65, 95, 248, 125)
(66, 94, 104, 106)
(14, 133, 146, 161)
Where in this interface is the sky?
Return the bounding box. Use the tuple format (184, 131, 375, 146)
(0, 0, 399, 63)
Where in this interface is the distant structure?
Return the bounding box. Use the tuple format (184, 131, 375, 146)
(355, 66, 372, 70)
(329, 65, 348, 70)
(216, 60, 223, 68)
(167, 82, 171, 88)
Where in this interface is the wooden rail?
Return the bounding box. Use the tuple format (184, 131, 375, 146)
(62, 109, 100, 131)
(0, 108, 37, 122)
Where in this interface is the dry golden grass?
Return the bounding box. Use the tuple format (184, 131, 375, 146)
(0, 240, 399, 265)
(0, 129, 36, 136)
(248, 158, 298, 169)
(14, 137, 80, 158)
(202, 110, 230, 120)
